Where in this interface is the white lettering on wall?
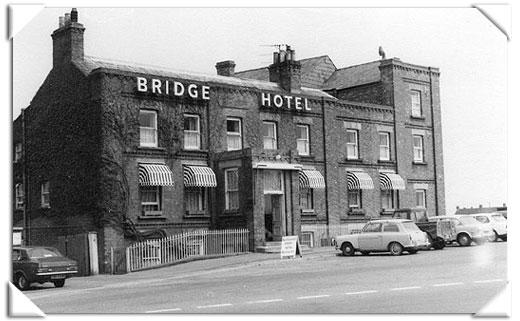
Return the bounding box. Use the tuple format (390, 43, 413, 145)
(261, 93, 271, 107)
(295, 97, 302, 110)
(260, 92, 311, 112)
(174, 82, 185, 96)
(273, 95, 284, 108)
(135, 77, 210, 101)
(188, 84, 198, 98)
(137, 77, 148, 92)
(152, 79, 162, 94)
(202, 86, 210, 100)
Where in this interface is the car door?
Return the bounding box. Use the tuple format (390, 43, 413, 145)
(381, 222, 401, 248)
(358, 222, 383, 250)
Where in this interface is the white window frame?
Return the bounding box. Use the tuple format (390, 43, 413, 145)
(139, 110, 158, 147)
(15, 183, 24, 209)
(184, 114, 201, 150)
(379, 132, 391, 161)
(346, 129, 359, 159)
(263, 121, 277, 150)
(413, 135, 424, 162)
(225, 168, 239, 210)
(381, 189, 394, 210)
(226, 117, 242, 151)
(184, 187, 206, 213)
(14, 143, 22, 162)
(140, 185, 162, 214)
(296, 124, 310, 156)
(411, 90, 422, 117)
(41, 181, 50, 208)
(348, 189, 361, 208)
(415, 189, 427, 208)
(299, 187, 314, 210)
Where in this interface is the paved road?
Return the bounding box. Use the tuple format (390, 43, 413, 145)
(25, 241, 507, 314)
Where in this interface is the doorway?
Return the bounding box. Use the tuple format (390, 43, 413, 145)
(264, 194, 283, 241)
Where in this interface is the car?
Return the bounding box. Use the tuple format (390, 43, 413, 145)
(429, 216, 493, 246)
(467, 213, 507, 242)
(333, 219, 430, 256)
(12, 246, 78, 291)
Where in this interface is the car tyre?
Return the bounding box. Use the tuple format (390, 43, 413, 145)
(360, 251, 370, 256)
(15, 274, 30, 291)
(408, 249, 418, 254)
(500, 235, 507, 242)
(432, 237, 445, 250)
(389, 242, 403, 256)
(341, 242, 355, 256)
(457, 233, 472, 246)
(53, 280, 65, 288)
(488, 231, 498, 242)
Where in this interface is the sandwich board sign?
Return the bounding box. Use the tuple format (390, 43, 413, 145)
(280, 235, 302, 259)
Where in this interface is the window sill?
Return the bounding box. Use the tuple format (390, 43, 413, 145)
(380, 210, 395, 216)
(377, 159, 395, 164)
(410, 115, 425, 121)
(184, 213, 210, 219)
(181, 148, 209, 153)
(347, 208, 365, 215)
(139, 211, 166, 220)
(138, 146, 166, 151)
(412, 161, 428, 166)
(301, 209, 315, 215)
(41, 205, 51, 209)
(345, 158, 363, 163)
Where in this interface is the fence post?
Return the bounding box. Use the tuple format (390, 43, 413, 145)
(126, 247, 131, 273)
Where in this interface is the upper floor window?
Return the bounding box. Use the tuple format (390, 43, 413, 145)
(184, 114, 201, 150)
(140, 185, 161, 214)
(296, 125, 310, 156)
(15, 183, 24, 209)
(299, 187, 313, 210)
(139, 110, 158, 147)
(413, 135, 424, 162)
(411, 90, 422, 117)
(379, 132, 390, 161)
(348, 190, 361, 209)
(415, 189, 427, 208)
(263, 121, 277, 150)
(14, 143, 22, 162)
(346, 129, 359, 159)
(226, 118, 242, 151)
(41, 181, 50, 208)
(381, 190, 394, 210)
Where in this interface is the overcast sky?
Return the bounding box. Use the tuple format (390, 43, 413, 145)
(12, 7, 507, 214)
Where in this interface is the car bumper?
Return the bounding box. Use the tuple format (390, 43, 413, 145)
(33, 271, 77, 282)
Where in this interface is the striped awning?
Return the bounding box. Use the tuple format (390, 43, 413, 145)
(183, 165, 217, 187)
(299, 168, 325, 189)
(346, 170, 374, 190)
(139, 163, 174, 186)
(379, 172, 406, 190)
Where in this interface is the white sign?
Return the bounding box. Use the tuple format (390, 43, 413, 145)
(136, 77, 210, 100)
(280, 235, 302, 259)
(13, 231, 22, 246)
(261, 93, 311, 111)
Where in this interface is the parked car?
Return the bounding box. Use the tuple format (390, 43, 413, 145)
(467, 213, 507, 242)
(333, 219, 430, 256)
(392, 208, 456, 250)
(429, 216, 492, 246)
(12, 246, 78, 290)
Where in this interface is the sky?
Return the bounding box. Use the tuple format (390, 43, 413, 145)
(12, 7, 508, 214)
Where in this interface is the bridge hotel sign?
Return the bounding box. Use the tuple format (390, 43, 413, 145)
(260, 92, 311, 111)
(136, 77, 210, 100)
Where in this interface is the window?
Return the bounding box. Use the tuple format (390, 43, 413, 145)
(184, 115, 200, 150)
(348, 190, 361, 208)
(263, 121, 277, 150)
(299, 187, 314, 210)
(296, 125, 310, 156)
(362, 222, 382, 233)
(185, 187, 206, 213)
(379, 132, 390, 161)
(346, 129, 359, 159)
(411, 90, 422, 117)
(15, 183, 24, 209)
(474, 216, 490, 224)
(413, 135, 424, 162)
(14, 143, 22, 162)
(140, 186, 161, 213)
(415, 189, 426, 208)
(226, 118, 242, 151)
(381, 190, 394, 210)
(263, 170, 283, 194)
(225, 168, 239, 210)
(41, 181, 50, 208)
(139, 110, 158, 147)
(383, 223, 400, 232)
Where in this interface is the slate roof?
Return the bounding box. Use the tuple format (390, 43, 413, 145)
(322, 60, 381, 90)
(73, 56, 335, 99)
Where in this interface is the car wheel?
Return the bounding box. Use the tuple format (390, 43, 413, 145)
(408, 249, 418, 254)
(488, 231, 498, 242)
(341, 242, 355, 256)
(53, 280, 65, 288)
(457, 233, 472, 246)
(360, 251, 370, 256)
(16, 274, 30, 291)
(432, 237, 445, 250)
(426, 234, 434, 250)
(389, 242, 403, 256)
(500, 236, 507, 242)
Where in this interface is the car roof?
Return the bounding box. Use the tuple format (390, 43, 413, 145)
(368, 218, 412, 223)
(12, 246, 58, 251)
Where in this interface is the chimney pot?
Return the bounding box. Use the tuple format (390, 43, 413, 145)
(59, 16, 64, 28)
(215, 60, 236, 77)
(71, 8, 78, 22)
(64, 13, 71, 24)
(268, 45, 301, 92)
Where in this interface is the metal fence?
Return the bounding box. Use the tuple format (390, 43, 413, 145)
(301, 222, 367, 248)
(124, 229, 249, 272)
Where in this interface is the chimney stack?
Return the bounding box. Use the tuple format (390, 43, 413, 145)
(215, 60, 236, 77)
(51, 8, 85, 67)
(268, 45, 301, 92)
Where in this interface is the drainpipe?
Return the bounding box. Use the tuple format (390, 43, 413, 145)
(321, 97, 330, 236)
(21, 108, 29, 245)
(428, 67, 439, 216)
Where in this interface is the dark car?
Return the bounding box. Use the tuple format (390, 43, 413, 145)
(12, 246, 78, 290)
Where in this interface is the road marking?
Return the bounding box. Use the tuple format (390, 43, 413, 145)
(432, 282, 464, 287)
(297, 295, 330, 300)
(390, 286, 422, 291)
(246, 299, 284, 304)
(146, 308, 182, 313)
(196, 303, 232, 309)
(474, 279, 504, 284)
(344, 290, 379, 295)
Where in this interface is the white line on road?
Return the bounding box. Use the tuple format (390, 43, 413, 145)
(390, 286, 422, 291)
(246, 299, 284, 304)
(344, 290, 379, 295)
(474, 279, 504, 284)
(432, 282, 464, 287)
(196, 303, 233, 309)
(296, 295, 330, 300)
(146, 308, 182, 313)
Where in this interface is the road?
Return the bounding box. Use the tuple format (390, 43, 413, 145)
(25, 241, 507, 314)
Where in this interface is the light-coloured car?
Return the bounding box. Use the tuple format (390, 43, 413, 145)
(429, 216, 493, 246)
(333, 219, 430, 256)
(467, 213, 507, 242)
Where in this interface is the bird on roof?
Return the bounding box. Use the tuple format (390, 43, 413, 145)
(378, 46, 386, 60)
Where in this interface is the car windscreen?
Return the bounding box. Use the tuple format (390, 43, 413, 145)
(475, 216, 490, 223)
(402, 222, 421, 232)
(491, 214, 506, 222)
(458, 216, 478, 225)
(27, 248, 62, 259)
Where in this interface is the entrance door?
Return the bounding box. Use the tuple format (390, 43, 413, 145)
(264, 194, 283, 241)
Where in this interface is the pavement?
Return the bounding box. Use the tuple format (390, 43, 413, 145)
(24, 242, 508, 314)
